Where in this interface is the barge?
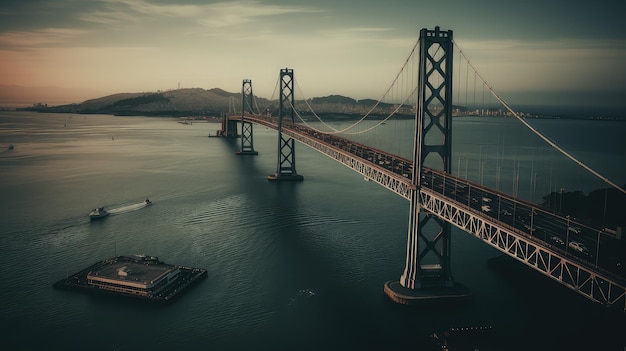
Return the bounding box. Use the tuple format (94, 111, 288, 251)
(54, 254, 207, 303)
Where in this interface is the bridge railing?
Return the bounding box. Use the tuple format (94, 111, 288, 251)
(420, 187, 626, 310)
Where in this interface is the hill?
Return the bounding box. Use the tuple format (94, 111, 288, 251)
(25, 88, 250, 116)
(17, 88, 408, 118)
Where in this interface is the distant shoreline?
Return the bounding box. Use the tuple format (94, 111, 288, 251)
(5, 108, 625, 122)
(2, 87, 624, 121)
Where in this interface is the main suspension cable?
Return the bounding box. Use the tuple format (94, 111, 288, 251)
(454, 41, 626, 195)
(292, 37, 422, 135)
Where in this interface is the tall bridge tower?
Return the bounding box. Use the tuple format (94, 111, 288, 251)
(268, 68, 303, 181)
(236, 79, 258, 155)
(385, 27, 471, 304)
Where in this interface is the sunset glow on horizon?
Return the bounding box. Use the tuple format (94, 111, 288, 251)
(1, 0, 625, 106)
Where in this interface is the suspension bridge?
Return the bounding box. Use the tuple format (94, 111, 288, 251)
(214, 27, 626, 311)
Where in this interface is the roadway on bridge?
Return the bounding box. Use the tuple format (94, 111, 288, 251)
(422, 169, 625, 282)
(240, 115, 625, 284)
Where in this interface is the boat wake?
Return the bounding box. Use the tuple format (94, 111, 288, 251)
(107, 200, 151, 215)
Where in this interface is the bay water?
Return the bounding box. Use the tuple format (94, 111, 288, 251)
(0, 112, 624, 350)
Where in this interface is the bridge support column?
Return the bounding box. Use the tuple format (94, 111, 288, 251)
(268, 68, 303, 181)
(385, 27, 471, 305)
(236, 79, 258, 155)
(215, 115, 239, 138)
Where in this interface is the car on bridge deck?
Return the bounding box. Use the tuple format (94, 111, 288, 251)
(568, 241, 590, 256)
(568, 226, 581, 234)
(549, 236, 565, 246)
(481, 205, 491, 212)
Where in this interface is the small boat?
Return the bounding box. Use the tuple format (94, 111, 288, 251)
(144, 198, 152, 205)
(89, 207, 109, 220)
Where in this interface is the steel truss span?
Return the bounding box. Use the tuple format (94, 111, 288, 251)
(420, 188, 626, 310)
(247, 116, 413, 199)
(287, 130, 413, 200)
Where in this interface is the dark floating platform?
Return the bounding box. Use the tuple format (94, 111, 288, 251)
(384, 280, 472, 306)
(54, 255, 207, 304)
(267, 173, 304, 181)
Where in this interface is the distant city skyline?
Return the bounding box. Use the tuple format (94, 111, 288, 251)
(1, 0, 625, 107)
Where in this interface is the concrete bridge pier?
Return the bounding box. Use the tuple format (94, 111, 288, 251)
(384, 201, 471, 305)
(214, 115, 239, 138)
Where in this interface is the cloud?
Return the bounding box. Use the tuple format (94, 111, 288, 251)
(453, 38, 626, 94)
(80, 0, 323, 30)
(78, 10, 139, 26)
(0, 28, 89, 49)
(457, 38, 626, 61)
(202, 1, 323, 26)
(346, 27, 393, 33)
(97, 0, 209, 18)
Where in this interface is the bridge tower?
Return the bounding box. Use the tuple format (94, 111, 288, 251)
(268, 68, 303, 181)
(215, 96, 238, 137)
(385, 27, 470, 304)
(236, 79, 259, 155)
(217, 113, 239, 138)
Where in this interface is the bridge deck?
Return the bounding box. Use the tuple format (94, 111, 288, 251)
(233, 115, 626, 311)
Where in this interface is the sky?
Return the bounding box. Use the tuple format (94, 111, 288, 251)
(1, 0, 625, 107)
